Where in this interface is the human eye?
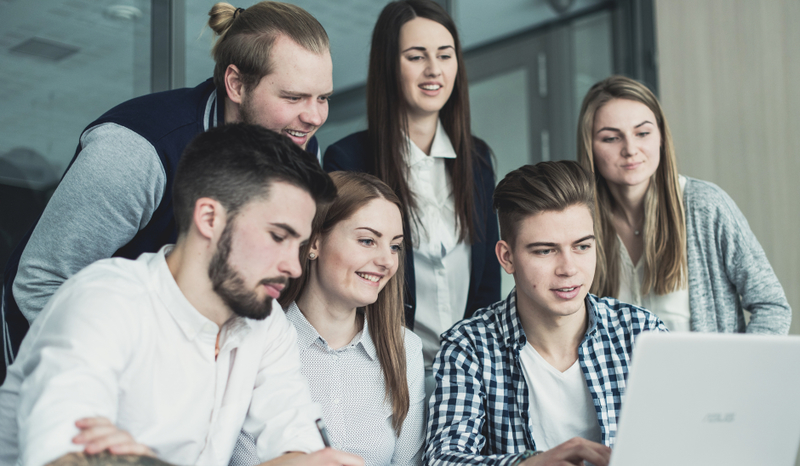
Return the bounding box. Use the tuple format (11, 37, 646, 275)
(318, 95, 330, 103)
(359, 238, 375, 247)
(601, 136, 618, 143)
(637, 131, 650, 138)
(575, 243, 593, 252)
(533, 248, 553, 256)
(439, 53, 452, 60)
(270, 232, 286, 243)
(390, 243, 403, 253)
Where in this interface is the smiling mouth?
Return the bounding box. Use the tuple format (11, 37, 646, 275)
(554, 287, 578, 292)
(356, 272, 381, 283)
(285, 129, 309, 138)
(420, 84, 442, 90)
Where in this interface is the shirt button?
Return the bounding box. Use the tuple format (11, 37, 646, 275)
(333, 398, 341, 405)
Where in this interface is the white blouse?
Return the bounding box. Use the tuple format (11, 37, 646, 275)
(285, 303, 426, 466)
(405, 120, 471, 369)
(616, 176, 690, 331)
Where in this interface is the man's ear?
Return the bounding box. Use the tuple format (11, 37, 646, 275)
(193, 197, 226, 241)
(495, 240, 515, 275)
(224, 64, 245, 105)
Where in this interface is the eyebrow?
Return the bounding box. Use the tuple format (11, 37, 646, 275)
(357, 227, 404, 241)
(281, 90, 334, 99)
(596, 120, 654, 134)
(401, 45, 455, 53)
(271, 223, 300, 238)
(525, 235, 596, 249)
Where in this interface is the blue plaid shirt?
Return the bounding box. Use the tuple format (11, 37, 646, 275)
(424, 290, 668, 465)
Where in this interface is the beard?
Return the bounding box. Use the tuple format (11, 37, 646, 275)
(208, 221, 286, 321)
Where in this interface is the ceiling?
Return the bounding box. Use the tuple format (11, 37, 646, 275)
(0, 0, 602, 178)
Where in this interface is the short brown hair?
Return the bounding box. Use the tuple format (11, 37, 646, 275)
(208, 2, 329, 93)
(493, 161, 595, 247)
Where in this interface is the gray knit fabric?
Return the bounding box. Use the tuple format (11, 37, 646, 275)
(12, 122, 166, 322)
(684, 177, 791, 333)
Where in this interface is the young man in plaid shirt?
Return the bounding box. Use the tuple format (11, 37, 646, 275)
(424, 161, 668, 466)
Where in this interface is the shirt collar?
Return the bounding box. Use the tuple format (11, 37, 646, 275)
(583, 294, 603, 342)
(285, 302, 375, 359)
(151, 245, 253, 343)
(150, 245, 218, 342)
(499, 289, 529, 352)
(405, 119, 457, 167)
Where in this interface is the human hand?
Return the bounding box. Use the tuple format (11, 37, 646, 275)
(521, 437, 611, 466)
(261, 449, 364, 466)
(72, 417, 155, 457)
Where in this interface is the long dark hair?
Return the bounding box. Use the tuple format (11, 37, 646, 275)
(367, 0, 478, 244)
(280, 172, 410, 435)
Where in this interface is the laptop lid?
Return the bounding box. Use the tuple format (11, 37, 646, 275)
(610, 332, 800, 466)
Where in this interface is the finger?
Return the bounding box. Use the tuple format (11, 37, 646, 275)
(107, 443, 156, 457)
(75, 417, 114, 429)
(73, 425, 119, 444)
(565, 443, 611, 466)
(83, 431, 137, 454)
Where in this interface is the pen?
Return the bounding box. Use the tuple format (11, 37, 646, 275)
(315, 418, 332, 448)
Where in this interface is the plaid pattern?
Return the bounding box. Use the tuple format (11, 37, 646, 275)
(424, 290, 668, 465)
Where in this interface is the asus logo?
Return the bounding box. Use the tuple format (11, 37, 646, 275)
(703, 413, 735, 423)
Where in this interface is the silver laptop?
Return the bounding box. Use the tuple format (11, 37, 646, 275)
(610, 332, 800, 466)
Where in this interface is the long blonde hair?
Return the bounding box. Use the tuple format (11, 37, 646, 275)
(280, 172, 409, 435)
(577, 75, 687, 297)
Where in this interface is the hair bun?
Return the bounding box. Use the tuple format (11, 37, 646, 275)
(208, 2, 237, 36)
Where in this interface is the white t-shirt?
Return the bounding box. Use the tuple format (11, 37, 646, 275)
(406, 120, 471, 369)
(518, 343, 602, 450)
(0, 246, 323, 466)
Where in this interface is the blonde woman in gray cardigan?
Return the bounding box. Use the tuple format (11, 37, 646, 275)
(577, 75, 790, 333)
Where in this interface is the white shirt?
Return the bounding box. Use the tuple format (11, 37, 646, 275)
(407, 120, 471, 369)
(0, 246, 322, 466)
(518, 343, 602, 450)
(285, 303, 426, 466)
(617, 176, 691, 332)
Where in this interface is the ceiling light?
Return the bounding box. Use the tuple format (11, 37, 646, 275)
(104, 5, 143, 21)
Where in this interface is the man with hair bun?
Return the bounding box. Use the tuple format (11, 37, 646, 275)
(0, 125, 363, 466)
(425, 161, 668, 466)
(1, 1, 334, 380)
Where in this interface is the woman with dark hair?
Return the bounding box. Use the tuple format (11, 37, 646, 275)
(577, 75, 790, 333)
(324, 0, 500, 387)
(277, 171, 425, 465)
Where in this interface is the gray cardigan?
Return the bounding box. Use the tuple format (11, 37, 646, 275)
(684, 177, 791, 333)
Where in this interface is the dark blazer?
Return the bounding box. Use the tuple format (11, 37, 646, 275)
(323, 130, 501, 330)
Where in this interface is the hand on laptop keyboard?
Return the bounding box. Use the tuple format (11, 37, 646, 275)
(520, 437, 611, 466)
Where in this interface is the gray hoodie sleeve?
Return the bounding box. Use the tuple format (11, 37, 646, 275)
(12, 122, 166, 323)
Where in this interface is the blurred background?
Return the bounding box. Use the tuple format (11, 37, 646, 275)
(0, 0, 798, 380)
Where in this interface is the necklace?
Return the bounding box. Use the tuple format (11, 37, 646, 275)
(614, 210, 643, 237)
